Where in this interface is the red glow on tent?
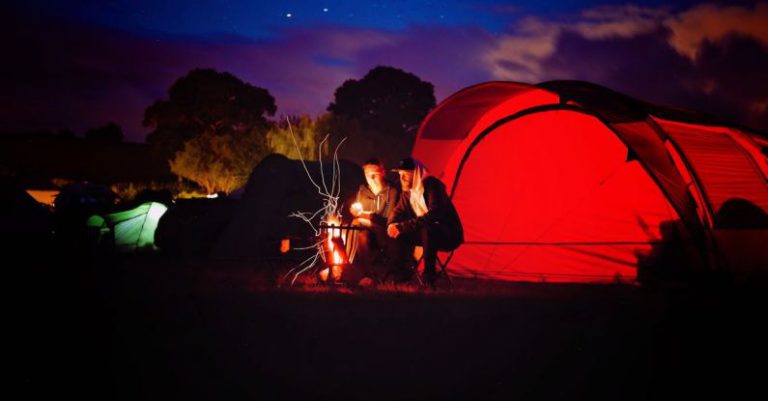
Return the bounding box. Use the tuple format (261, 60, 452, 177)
(411, 81, 768, 282)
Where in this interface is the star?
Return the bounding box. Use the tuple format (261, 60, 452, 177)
(323, 8, 329, 13)
(286, 13, 292, 18)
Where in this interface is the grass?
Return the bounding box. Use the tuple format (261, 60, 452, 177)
(15, 252, 768, 400)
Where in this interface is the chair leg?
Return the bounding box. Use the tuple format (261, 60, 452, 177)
(437, 250, 454, 288)
(412, 250, 454, 289)
(412, 255, 424, 286)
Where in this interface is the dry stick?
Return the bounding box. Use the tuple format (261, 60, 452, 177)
(282, 116, 348, 285)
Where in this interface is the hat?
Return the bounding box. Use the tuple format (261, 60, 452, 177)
(391, 157, 416, 171)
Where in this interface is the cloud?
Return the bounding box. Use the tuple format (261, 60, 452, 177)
(665, 2, 768, 60)
(2, 2, 767, 143)
(484, 17, 561, 82)
(354, 25, 496, 100)
(574, 4, 670, 40)
(483, 5, 671, 83)
(692, 34, 768, 130)
(481, 3, 768, 131)
(581, 4, 671, 20)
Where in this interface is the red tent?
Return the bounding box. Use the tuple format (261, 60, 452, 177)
(412, 81, 768, 283)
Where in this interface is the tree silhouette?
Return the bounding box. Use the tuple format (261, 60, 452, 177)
(328, 66, 435, 166)
(143, 68, 276, 159)
(84, 122, 123, 142)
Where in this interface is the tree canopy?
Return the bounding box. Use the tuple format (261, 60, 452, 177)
(169, 129, 268, 195)
(85, 122, 123, 142)
(327, 66, 435, 166)
(266, 115, 329, 161)
(142, 69, 277, 193)
(143, 68, 276, 158)
(328, 66, 435, 136)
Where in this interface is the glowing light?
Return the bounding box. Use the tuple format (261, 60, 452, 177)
(351, 202, 363, 216)
(286, 13, 292, 18)
(327, 216, 341, 238)
(333, 250, 343, 265)
(146, 203, 168, 221)
(280, 238, 290, 253)
(318, 265, 342, 282)
(25, 189, 59, 206)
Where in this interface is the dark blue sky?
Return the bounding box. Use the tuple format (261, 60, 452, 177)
(16, 1, 701, 35)
(3, 1, 767, 141)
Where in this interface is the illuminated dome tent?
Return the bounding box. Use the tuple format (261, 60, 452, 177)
(413, 81, 768, 283)
(87, 202, 168, 252)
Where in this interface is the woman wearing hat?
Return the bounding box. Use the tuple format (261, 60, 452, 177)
(387, 157, 464, 286)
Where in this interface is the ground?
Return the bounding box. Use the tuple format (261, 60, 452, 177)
(14, 253, 768, 400)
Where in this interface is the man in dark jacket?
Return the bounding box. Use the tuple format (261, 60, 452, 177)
(347, 158, 401, 281)
(387, 157, 463, 285)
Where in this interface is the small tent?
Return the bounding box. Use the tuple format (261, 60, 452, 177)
(412, 81, 768, 283)
(87, 201, 168, 252)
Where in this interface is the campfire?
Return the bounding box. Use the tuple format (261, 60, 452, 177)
(318, 216, 349, 283)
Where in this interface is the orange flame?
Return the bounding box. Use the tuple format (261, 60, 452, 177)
(319, 216, 347, 282)
(318, 265, 343, 282)
(333, 250, 343, 265)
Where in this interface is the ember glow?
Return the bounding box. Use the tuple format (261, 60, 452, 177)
(319, 224, 349, 283)
(326, 216, 343, 247)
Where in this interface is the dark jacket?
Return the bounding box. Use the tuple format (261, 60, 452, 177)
(352, 181, 399, 228)
(388, 176, 464, 249)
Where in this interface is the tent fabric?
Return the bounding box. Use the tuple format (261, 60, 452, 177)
(609, 121, 701, 231)
(413, 80, 768, 282)
(87, 201, 168, 252)
(657, 118, 768, 221)
(414, 82, 558, 179)
(211, 153, 364, 262)
(447, 109, 678, 282)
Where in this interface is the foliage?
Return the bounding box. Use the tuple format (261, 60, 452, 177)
(111, 179, 199, 203)
(169, 129, 268, 194)
(328, 66, 435, 135)
(85, 122, 123, 142)
(327, 65, 435, 166)
(266, 114, 329, 160)
(143, 68, 276, 159)
(314, 113, 372, 165)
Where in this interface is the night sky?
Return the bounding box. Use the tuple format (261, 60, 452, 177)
(3, 0, 767, 142)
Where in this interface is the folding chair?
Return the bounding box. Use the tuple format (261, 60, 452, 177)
(412, 247, 455, 288)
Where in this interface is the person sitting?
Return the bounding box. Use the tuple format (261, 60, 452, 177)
(387, 157, 464, 286)
(346, 158, 401, 282)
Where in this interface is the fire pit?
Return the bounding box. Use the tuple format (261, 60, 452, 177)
(318, 219, 363, 284)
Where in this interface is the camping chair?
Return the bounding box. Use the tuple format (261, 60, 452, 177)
(412, 247, 455, 288)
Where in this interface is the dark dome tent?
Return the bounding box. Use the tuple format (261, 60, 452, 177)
(412, 81, 768, 283)
(211, 154, 364, 263)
